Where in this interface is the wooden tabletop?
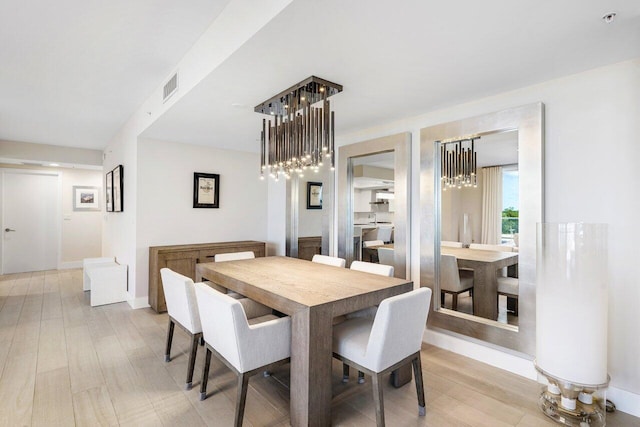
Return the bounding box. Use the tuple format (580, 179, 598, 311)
(195, 256, 413, 426)
(441, 247, 518, 263)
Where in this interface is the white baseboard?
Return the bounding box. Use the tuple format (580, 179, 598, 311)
(423, 328, 640, 417)
(59, 261, 83, 270)
(127, 296, 150, 310)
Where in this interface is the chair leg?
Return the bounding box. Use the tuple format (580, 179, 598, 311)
(186, 333, 200, 390)
(164, 319, 175, 362)
(342, 363, 350, 382)
(199, 348, 212, 401)
(371, 372, 385, 427)
(452, 294, 458, 311)
(358, 370, 365, 384)
(440, 292, 445, 306)
(200, 336, 205, 346)
(412, 354, 426, 416)
(235, 373, 250, 427)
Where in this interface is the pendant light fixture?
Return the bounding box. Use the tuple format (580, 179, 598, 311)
(255, 76, 343, 180)
(440, 137, 479, 190)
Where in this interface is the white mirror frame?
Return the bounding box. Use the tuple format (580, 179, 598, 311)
(420, 103, 544, 355)
(337, 132, 411, 279)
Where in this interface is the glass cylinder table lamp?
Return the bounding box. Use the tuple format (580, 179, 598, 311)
(536, 223, 609, 426)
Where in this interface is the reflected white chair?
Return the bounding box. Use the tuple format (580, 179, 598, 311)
(497, 276, 519, 316)
(441, 241, 463, 248)
(440, 255, 474, 312)
(214, 251, 256, 298)
(376, 226, 393, 244)
(312, 254, 346, 268)
(376, 247, 395, 270)
(333, 288, 432, 427)
(194, 283, 290, 426)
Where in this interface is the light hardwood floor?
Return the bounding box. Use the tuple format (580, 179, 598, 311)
(0, 270, 636, 426)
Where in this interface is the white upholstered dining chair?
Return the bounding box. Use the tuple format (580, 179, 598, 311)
(376, 247, 395, 269)
(214, 251, 256, 298)
(345, 260, 395, 383)
(160, 268, 273, 390)
(333, 287, 432, 427)
(194, 282, 290, 427)
(312, 254, 346, 268)
(160, 268, 203, 390)
(440, 255, 474, 312)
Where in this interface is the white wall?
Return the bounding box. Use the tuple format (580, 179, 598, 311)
(335, 58, 640, 411)
(441, 174, 483, 243)
(135, 138, 268, 302)
(60, 168, 103, 265)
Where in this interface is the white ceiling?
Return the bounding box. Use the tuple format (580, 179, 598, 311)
(0, 0, 231, 149)
(2, 0, 640, 153)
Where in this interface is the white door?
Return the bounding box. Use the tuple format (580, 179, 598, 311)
(2, 170, 59, 274)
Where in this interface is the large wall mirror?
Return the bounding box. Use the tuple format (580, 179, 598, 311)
(286, 166, 333, 260)
(420, 103, 543, 355)
(338, 132, 411, 279)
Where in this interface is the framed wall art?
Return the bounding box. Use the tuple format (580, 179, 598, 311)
(112, 165, 123, 212)
(73, 186, 100, 211)
(105, 170, 113, 212)
(193, 172, 220, 208)
(307, 181, 323, 209)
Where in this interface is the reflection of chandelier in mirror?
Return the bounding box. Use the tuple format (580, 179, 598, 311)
(440, 137, 479, 190)
(255, 76, 343, 180)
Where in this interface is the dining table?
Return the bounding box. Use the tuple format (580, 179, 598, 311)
(440, 247, 518, 320)
(195, 256, 413, 427)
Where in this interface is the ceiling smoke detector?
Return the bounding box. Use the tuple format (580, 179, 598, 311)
(602, 12, 616, 24)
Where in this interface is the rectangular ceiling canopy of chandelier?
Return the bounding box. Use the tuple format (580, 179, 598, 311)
(255, 76, 343, 180)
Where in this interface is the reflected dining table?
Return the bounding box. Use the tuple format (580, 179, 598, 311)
(195, 256, 413, 427)
(441, 247, 518, 320)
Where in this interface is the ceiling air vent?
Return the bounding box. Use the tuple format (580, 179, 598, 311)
(163, 72, 178, 103)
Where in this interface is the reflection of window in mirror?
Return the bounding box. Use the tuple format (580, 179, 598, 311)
(501, 166, 519, 246)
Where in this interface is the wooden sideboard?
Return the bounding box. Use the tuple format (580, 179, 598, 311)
(297, 236, 321, 261)
(148, 240, 266, 313)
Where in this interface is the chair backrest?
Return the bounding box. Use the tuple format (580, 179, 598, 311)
(365, 288, 432, 372)
(160, 268, 201, 334)
(214, 251, 255, 262)
(312, 254, 346, 268)
(376, 247, 395, 269)
(441, 241, 463, 248)
(469, 243, 513, 252)
(376, 226, 393, 243)
(350, 260, 394, 277)
(362, 240, 384, 248)
(194, 282, 250, 371)
(439, 255, 465, 293)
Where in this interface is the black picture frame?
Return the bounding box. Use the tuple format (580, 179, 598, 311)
(307, 182, 323, 209)
(193, 172, 220, 208)
(105, 171, 114, 212)
(112, 165, 123, 212)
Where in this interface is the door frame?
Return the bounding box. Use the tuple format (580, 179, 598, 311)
(0, 167, 63, 275)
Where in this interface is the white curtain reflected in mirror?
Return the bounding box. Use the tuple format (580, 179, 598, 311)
(439, 130, 520, 327)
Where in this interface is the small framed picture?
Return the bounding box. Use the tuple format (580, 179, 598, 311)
(105, 171, 113, 212)
(193, 172, 220, 208)
(113, 165, 123, 212)
(73, 186, 100, 211)
(307, 182, 323, 209)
